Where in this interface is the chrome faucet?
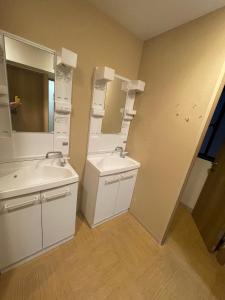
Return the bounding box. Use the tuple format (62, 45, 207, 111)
(114, 146, 127, 158)
(45, 151, 66, 167)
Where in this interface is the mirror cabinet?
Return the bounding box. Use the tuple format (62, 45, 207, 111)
(102, 77, 127, 134)
(0, 31, 77, 160)
(4, 36, 55, 133)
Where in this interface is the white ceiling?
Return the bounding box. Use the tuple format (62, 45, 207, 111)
(89, 0, 225, 40)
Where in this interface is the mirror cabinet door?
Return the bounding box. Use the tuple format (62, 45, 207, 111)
(4, 36, 55, 133)
(0, 34, 11, 137)
(101, 78, 127, 134)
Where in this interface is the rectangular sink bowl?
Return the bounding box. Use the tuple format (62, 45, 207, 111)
(87, 154, 140, 176)
(0, 159, 79, 200)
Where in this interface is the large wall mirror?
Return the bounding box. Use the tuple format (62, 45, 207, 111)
(101, 77, 127, 134)
(4, 36, 55, 133)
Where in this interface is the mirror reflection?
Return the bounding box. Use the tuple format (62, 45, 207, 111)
(101, 78, 127, 134)
(4, 36, 55, 133)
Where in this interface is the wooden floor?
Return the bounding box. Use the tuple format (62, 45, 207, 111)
(1, 205, 225, 300)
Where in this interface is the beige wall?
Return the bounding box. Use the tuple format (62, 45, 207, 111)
(128, 8, 225, 243)
(0, 0, 142, 179)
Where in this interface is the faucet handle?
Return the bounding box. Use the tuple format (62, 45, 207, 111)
(115, 146, 123, 151)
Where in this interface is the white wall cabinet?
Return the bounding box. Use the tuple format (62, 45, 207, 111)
(0, 183, 77, 271)
(82, 168, 138, 227)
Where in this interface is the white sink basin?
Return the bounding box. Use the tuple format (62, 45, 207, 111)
(88, 154, 140, 176)
(0, 159, 79, 200)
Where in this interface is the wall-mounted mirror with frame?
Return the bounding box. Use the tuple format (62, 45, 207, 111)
(4, 35, 55, 133)
(101, 77, 127, 134)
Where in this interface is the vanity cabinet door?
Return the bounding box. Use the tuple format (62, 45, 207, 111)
(0, 193, 42, 270)
(115, 170, 137, 214)
(41, 184, 77, 248)
(94, 175, 120, 224)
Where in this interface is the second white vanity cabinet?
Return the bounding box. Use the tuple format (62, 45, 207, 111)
(83, 66, 144, 228)
(82, 164, 138, 227)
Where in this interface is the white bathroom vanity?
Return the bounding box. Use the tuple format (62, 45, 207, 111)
(82, 66, 145, 227)
(82, 153, 140, 227)
(0, 159, 78, 271)
(0, 31, 79, 272)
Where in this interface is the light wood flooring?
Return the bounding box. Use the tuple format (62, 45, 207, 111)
(0, 205, 225, 300)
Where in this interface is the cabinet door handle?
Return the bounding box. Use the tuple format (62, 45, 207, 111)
(105, 179, 119, 185)
(3, 196, 40, 212)
(42, 190, 70, 202)
(121, 175, 134, 180)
